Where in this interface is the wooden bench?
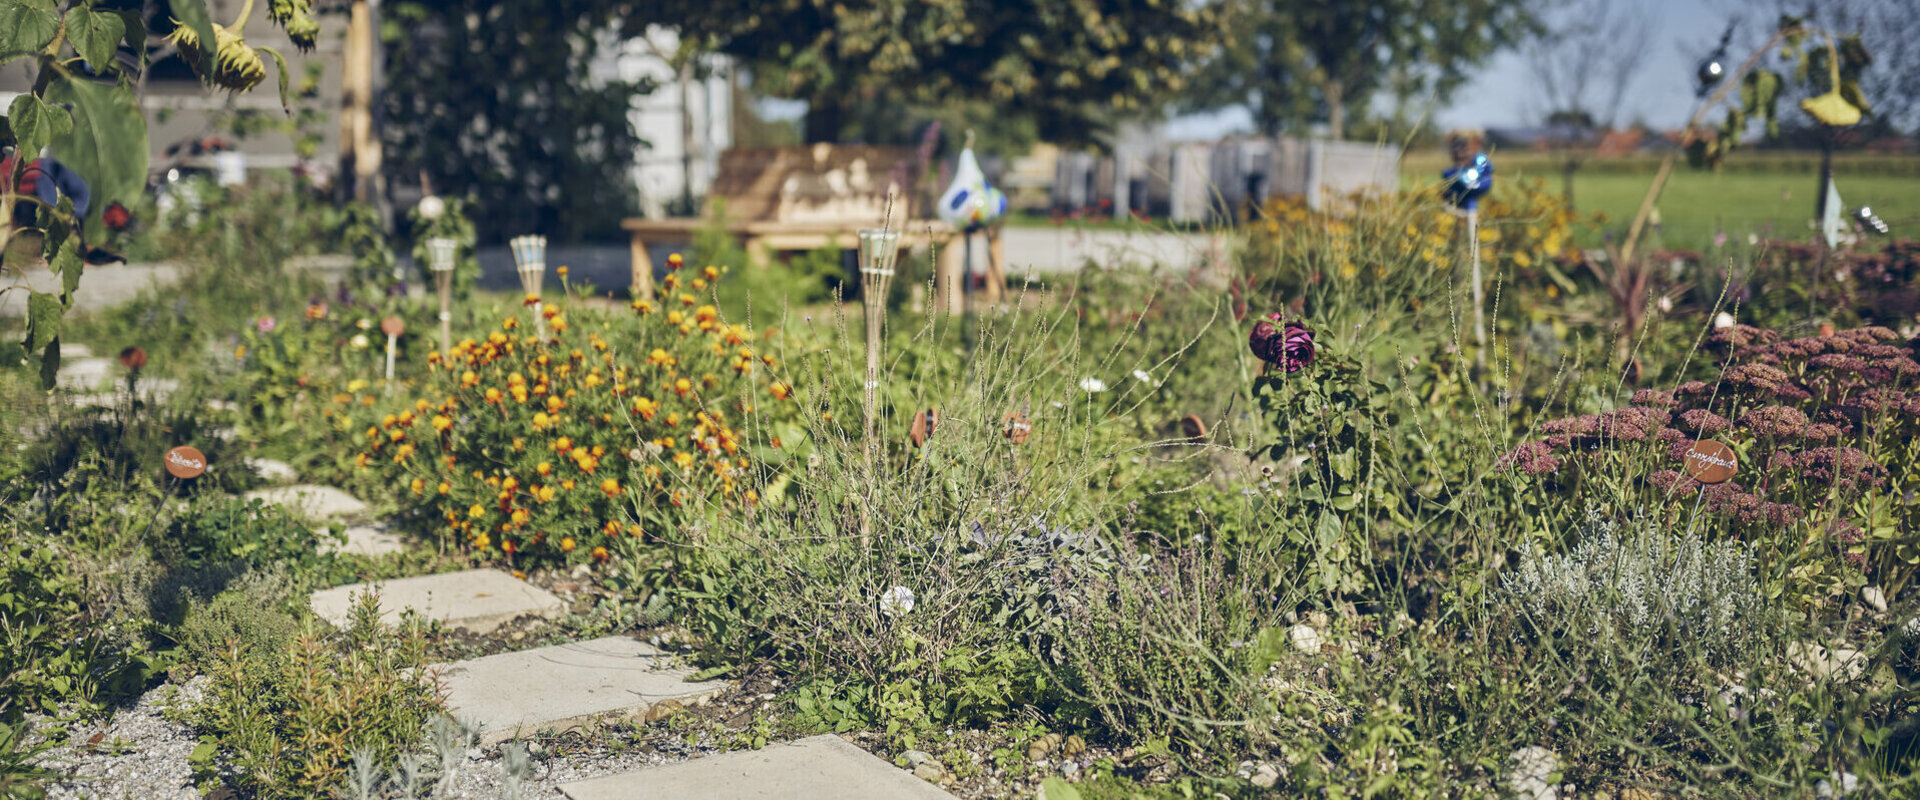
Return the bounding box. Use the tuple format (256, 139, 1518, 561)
(623, 145, 999, 311)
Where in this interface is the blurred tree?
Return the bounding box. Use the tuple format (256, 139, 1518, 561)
(1186, 0, 1544, 140)
(378, 2, 653, 243)
(1527, 0, 1650, 207)
(660, 0, 1222, 145)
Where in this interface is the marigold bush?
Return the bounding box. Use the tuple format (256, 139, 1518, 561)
(354, 267, 789, 565)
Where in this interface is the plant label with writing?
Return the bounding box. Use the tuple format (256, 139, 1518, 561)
(1683, 440, 1737, 484)
(164, 445, 207, 479)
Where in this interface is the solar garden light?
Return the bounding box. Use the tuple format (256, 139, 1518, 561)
(857, 228, 900, 450)
(425, 237, 458, 357)
(511, 235, 548, 337)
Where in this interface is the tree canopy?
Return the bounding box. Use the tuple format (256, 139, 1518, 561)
(659, 0, 1223, 145)
(378, 1, 652, 243)
(1186, 0, 1544, 139)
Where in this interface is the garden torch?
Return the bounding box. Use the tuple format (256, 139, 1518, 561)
(511, 235, 548, 338)
(857, 227, 900, 451)
(426, 237, 458, 358)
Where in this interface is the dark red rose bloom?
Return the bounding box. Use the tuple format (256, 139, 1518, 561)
(102, 201, 132, 231)
(1249, 313, 1315, 372)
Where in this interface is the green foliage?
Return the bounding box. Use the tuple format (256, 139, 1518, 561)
(1690, 18, 1874, 169)
(664, 0, 1221, 143)
(1185, 0, 1542, 138)
(0, 539, 163, 724)
(173, 570, 305, 675)
(379, 1, 647, 242)
(188, 590, 442, 798)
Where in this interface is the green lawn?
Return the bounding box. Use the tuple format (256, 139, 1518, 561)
(1403, 153, 1916, 250)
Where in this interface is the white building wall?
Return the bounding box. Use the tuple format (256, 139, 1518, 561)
(611, 26, 732, 219)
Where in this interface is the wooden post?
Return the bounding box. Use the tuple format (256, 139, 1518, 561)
(339, 0, 379, 203)
(984, 226, 1005, 306)
(937, 236, 966, 316)
(629, 233, 655, 301)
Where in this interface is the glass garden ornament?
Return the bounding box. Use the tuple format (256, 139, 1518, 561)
(1442, 153, 1494, 212)
(426, 237, 458, 357)
(511, 235, 549, 336)
(937, 132, 1007, 232)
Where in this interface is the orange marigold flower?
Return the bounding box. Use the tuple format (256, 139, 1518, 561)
(591, 546, 610, 562)
(557, 265, 570, 278)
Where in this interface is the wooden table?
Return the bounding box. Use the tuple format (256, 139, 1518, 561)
(621, 217, 1006, 312)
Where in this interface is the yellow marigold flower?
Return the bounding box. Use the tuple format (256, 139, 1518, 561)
(601, 478, 621, 496)
(666, 310, 684, 325)
(355, 453, 370, 469)
(348, 379, 370, 393)
(438, 481, 452, 495)
(560, 537, 577, 552)
(557, 265, 570, 278)
(235, 345, 248, 360)
(410, 478, 426, 495)
(703, 265, 720, 281)
(674, 378, 692, 396)
(431, 415, 452, 432)
(502, 539, 517, 555)
(537, 461, 552, 476)
(536, 485, 556, 503)
(631, 299, 655, 314)
(532, 412, 551, 429)
(461, 371, 480, 388)
(673, 451, 695, 469)
(394, 443, 415, 461)
(771, 382, 792, 400)
(561, 479, 576, 491)
(472, 533, 491, 551)
(468, 504, 486, 519)
(484, 387, 503, 403)
(554, 436, 573, 451)
(591, 546, 609, 562)
(510, 508, 530, 525)
(551, 316, 569, 332)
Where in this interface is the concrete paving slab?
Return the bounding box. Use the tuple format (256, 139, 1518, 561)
(56, 358, 113, 391)
(558, 734, 958, 800)
(244, 457, 299, 483)
(310, 569, 564, 634)
(243, 484, 369, 520)
(317, 524, 405, 557)
(442, 636, 729, 746)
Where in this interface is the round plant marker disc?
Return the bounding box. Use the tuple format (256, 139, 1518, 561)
(1003, 412, 1032, 444)
(1181, 414, 1208, 442)
(1682, 440, 1737, 484)
(164, 445, 208, 479)
(909, 409, 938, 448)
(381, 316, 405, 337)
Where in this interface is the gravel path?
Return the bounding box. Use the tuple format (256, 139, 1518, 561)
(41, 679, 205, 800)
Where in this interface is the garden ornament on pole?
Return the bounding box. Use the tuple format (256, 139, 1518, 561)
(426, 237, 458, 358)
(511, 235, 548, 337)
(857, 227, 901, 454)
(936, 131, 1008, 316)
(1441, 132, 1493, 370)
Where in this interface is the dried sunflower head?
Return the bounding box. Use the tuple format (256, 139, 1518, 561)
(269, 0, 319, 52)
(169, 21, 266, 92)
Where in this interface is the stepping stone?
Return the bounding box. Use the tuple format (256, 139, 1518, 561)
(558, 734, 958, 800)
(244, 484, 369, 520)
(309, 569, 564, 634)
(244, 457, 299, 483)
(56, 357, 113, 391)
(318, 524, 405, 557)
(442, 636, 729, 746)
(63, 343, 94, 358)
